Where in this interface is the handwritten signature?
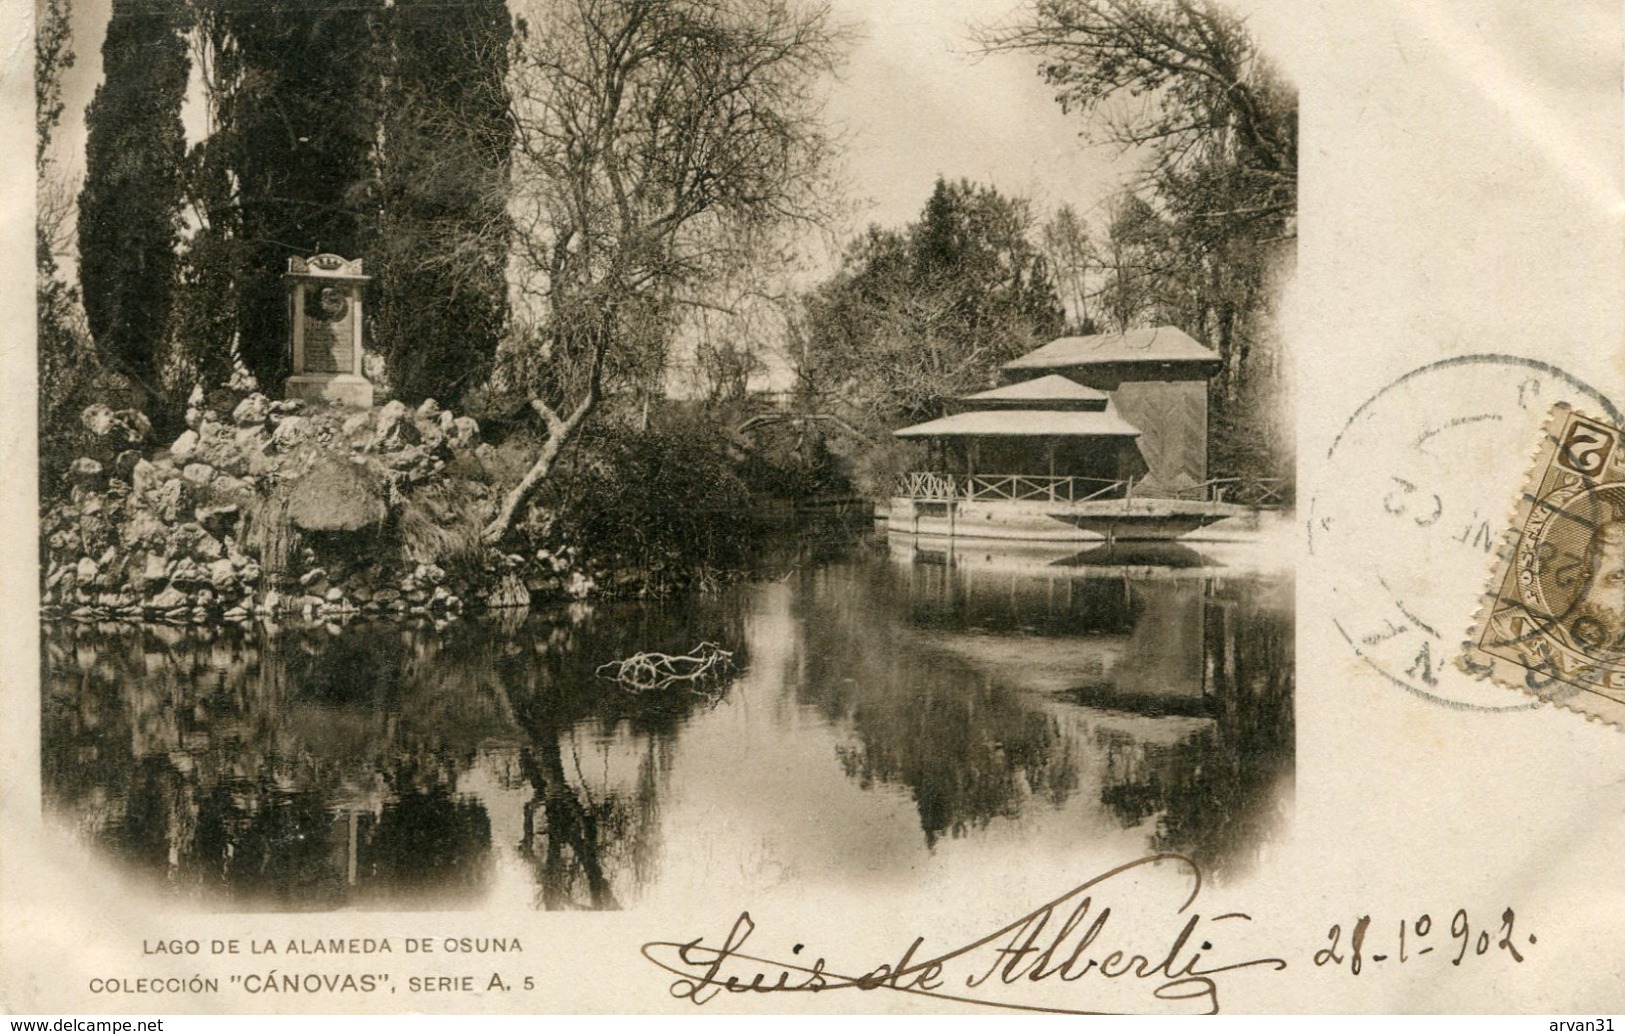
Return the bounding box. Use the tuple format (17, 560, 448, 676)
(640, 853, 1286, 1015)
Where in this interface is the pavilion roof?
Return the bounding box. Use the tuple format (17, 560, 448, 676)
(893, 405, 1142, 439)
(960, 375, 1108, 405)
(1002, 326, 1220, 372)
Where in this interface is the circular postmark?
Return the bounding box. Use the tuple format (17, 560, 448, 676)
(1312, 354, 1621, 712)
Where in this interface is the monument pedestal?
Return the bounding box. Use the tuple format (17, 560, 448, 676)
(284, 254, 375, 411)
(284, 373, 375, 409)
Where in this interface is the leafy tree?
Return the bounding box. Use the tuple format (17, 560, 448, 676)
(1096, 188, 1170, 332)
(37, 0, 77, 331)
(77, 0, 191, 413)
(479, 0, 845, 543)
(983, 0, 1296, 480)
(983, 0, 1295, 226)
(39, 0, 110, 498)
(36, 0, 74, 168)
(799, 177, 1064, 430)
(373, 0, 514, 404)
(693, 336, 765, 407)
(163, 0, 247, 398)
(1040, 202, 1097, 333)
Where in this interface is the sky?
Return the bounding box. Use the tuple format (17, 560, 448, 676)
(51, 0, 1141, 249)
(817, 0, 1137, 234)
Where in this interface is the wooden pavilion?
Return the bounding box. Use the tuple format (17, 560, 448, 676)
(894, 374, 1148, 488)
(890, 327, 1239, 541)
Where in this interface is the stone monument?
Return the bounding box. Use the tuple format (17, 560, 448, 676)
(283, 253, 374, 408)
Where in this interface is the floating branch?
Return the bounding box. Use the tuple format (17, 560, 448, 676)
(595, 642, 736, 695)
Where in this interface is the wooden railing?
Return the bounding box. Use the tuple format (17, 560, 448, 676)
(1202, 476, 1293, 507)
(894, 472, 1128, 502)
(894, 472, 1291, 507)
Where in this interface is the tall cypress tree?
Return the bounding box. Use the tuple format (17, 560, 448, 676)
(165, 0, 245, 397)
(77, 0, 191, 411)
(373, 0, 513, 404)
(224, 0, 385, 389)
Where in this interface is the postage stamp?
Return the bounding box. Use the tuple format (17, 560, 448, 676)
(1461, 403, 1625, 726)
(1311, 354, 1619, 713)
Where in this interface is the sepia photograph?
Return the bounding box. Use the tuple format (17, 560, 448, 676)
(11, 0, 1624, 1018)
(36, 0, 1294, 915)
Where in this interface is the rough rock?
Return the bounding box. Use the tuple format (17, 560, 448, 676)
(120, 509, 167, 549)
(208, 558, 238, 590)
(68, 458, 103, 485)
(149, 586, 187, 610)
(231, 393, 271, 428)
(233, 425, 270, 454)
(76, 556, 98, 581)
(81, 405, 150, 444)
(226, 359, 259, 393)
(131, 459, 160, 498)
(192, 531, 224, 560)
(182, 463, 216, 487)
(209, 475, 254, 504)
(80, 404, 115, 436)
(374, 401, 420, 449)
(286, 456, 387, 532)
(299, 568, 326, 587)
(170, 430, 200, 460)
(385, 445, 434, 472)
(123, 410, 153, 444)
(448, 416, 481, 450)
(150, 480, 188, 523)
(416, 399, 443, 421)
(195, 504, 239, 536)
(244, 449, 279, 478)
(270, 415, 309, 450)
(169, 557, 202, 585)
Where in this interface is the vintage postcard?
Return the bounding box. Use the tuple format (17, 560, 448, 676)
(3, 0, 1623, 1017)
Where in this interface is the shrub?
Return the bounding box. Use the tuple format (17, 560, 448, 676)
(540, 421, 753, 590)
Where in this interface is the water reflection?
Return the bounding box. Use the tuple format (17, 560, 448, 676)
(41, 531, 1293, 910)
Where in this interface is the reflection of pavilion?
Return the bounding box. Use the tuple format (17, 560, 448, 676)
(890, 327, 1264, 541)
(888, 536, 1229, 719)
(877, 536, 1294, 876)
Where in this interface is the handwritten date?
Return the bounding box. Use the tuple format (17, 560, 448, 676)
(1314, 908, 1532, 974)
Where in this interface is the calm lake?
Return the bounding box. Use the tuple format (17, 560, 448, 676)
(41, 528, 1293, 912)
